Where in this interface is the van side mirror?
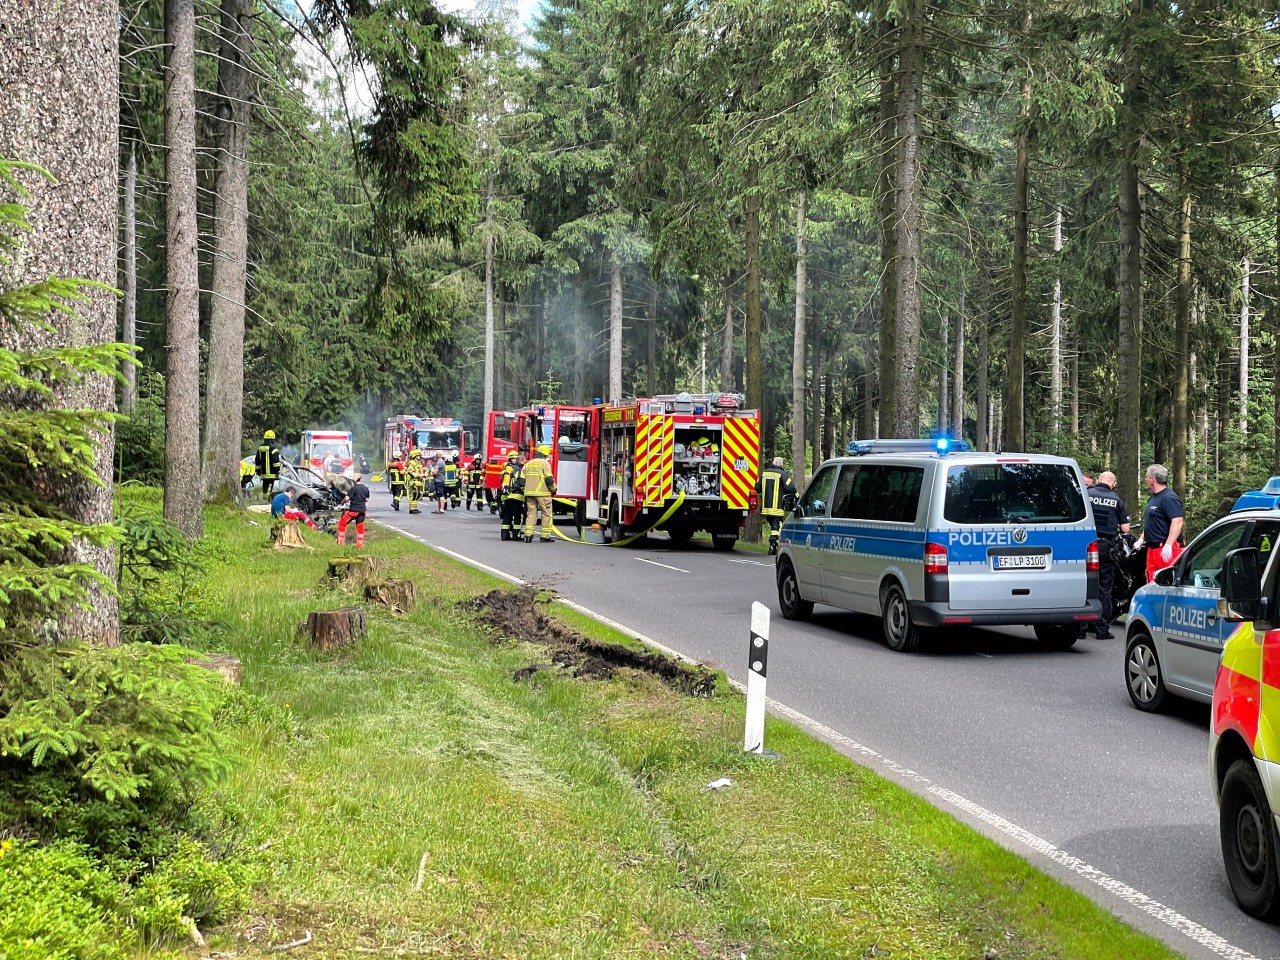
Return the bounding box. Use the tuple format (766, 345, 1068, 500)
(1218, 547, 1265, 622)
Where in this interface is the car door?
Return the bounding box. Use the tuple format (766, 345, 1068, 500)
(1162, 520, 1249, 698)
(785, 464, 839, 602)
(820, 465, 862, 609)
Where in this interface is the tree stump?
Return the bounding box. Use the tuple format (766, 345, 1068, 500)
(364, 578, 417, 614)
(326, 555, 379, 589)
(271, 520, 311, 550)
(186, 653, 242, 685)
(303, 606, 367, 652)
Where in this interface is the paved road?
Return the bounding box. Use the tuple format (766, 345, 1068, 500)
(372, 499, 1279, 960)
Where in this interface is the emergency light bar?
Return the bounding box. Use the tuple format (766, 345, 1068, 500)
(845, 438, 972, 456)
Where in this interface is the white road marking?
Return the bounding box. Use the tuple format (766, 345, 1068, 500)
(725, 557, 771, 566)
(635, 557, 690, 573)
(371, 519, 1259, 960)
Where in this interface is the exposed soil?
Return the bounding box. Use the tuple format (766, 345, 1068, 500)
(464, 587, 716, 696)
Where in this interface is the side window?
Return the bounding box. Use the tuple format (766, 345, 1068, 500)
(1178, 522, 1246, 589)
(831, 465, 861, 518)
(1245, 520, 1280, 557)
(800, 465, 839, 518)
(882, 466, 924, 524)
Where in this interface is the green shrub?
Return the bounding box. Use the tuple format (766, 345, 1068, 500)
(117, 501, 214, 645)
(0, 839, 132, 960)
(114, 372, 166, 486)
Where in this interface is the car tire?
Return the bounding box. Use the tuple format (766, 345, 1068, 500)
(712, 532, 737, 552)
(777, 560, 813, 621)
(881, 583, 922, 652)
(1220, 759, 1280, 922)
(1125, 630, 1167, 712)
(296, 495, 315, 516)
(1033, 623, 1079, 649)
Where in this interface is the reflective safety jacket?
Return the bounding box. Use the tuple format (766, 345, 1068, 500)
(255, 442, 281, 479)
(502, 462, 525, 500)
(522, 457, 554, 497)
(467, 461, 484, 486)
(240, 459, 255, 478)
(388, 459, 405, 485)
(758, 465, 795, 517)
(443, 463, 459, 486)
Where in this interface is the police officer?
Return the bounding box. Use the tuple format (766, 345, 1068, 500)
(255, 430, 282, 500)
(757, 456, 797, 555)
(1083, 470, 1130, 640)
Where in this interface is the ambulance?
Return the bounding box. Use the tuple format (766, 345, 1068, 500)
(301, 429, 354, 478)
(1211, 545, 1280, 922)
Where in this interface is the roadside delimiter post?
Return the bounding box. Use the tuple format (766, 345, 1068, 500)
(744, 601, 769, 754)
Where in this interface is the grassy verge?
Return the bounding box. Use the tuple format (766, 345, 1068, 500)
(195, 506, 1179, 959)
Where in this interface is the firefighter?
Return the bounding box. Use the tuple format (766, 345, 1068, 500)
(239, 457, 256, 494)
(406, 449, 425, 514)
(443, 454, 461, 509)
(465, 455, 485, 510)
(387, 450, 406, 511)
(757, 455, 796, 555)
(255, 430, 282, 500)
(521, 445, 556, 543)
(499, 450, 526, 541)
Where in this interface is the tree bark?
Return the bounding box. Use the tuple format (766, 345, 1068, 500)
(1050, 205, 1064, 440)
(0, 0, 120, 644)
(721, 269, 734, 390)
(938, 314, 948, 433)
(496, 280, 507, 407)
(976, 257, 991, 451)
(122, 142, 138, 414)
(304, 606, 367, 653)
(609, 255, 623, 402)
(810, 312, 822, 469)
(1115, 0, 1146, 508)
(202, 0, 252, 505)
(744, 160, 763, 412)
(1240, 255, 1250, 437)
(647, 273, 658, 396)
(876, 13, 897, 427)
(1274, 146, 1280, 473)
(1172, 182, 1191, 491)
(791, 192, 808, 484)
(891, 0, 924, 437)
(164, 0, 203, 537)
(1008, 7, 1032, 451)
(952, 286, 965, 439)
(483, 174, 495, 438)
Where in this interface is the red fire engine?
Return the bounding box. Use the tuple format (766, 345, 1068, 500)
(484, 406, 594, 523)
(383, 416, 465, 480)
(587, 392, 761, 549)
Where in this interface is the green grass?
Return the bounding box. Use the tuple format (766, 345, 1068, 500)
(190, 504, 1181, 959)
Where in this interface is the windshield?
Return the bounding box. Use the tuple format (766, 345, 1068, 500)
(418, 428, 461, 450)
(944, 463, 1086, 524)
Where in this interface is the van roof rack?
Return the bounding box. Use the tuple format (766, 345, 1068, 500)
(845, 438, 972, 456)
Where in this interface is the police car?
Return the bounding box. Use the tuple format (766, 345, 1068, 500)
(1124, 508, 1280, 712)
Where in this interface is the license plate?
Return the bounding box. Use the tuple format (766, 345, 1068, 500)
(994, 553, 1047, 570)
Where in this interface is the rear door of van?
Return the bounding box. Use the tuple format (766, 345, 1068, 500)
(939, 460, 1092, 612)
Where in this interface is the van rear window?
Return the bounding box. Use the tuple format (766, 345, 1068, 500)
(944, 464, 1086, 524)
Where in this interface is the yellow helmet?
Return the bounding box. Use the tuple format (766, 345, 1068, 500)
(536, 445, 551, 457)
(263, 429, 276, 440)
(506, 450, 518, 460)
(409, 449, 421, 459)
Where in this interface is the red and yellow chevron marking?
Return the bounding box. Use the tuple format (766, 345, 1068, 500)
(634, 415, 652, 506)
(1213, 621, 1280, 759)
(649, 416, 674, 505)
(720, 415, 761, 509)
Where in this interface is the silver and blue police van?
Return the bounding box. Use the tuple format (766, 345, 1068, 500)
(1124, 507, 1280, 712)
(775, 439, 1101, 651)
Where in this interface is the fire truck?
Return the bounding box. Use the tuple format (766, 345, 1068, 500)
(484, 406, 594, 522)
(587, 392, 761, 549)
(301, 429, 354, 478)
(383, 416, 466, 469)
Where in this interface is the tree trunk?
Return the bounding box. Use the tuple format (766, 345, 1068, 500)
(892, 0, 924, 437)
(938, 314, 948, 432)
(483, 174, 495, 438)
(1274, 146, 1280, 473)
(721, 269, 734, 391)
(1050, 205, 1064, 440)
(876, 15, 898, 426)
(1070, 333, 1080, 436)
(1172, 182, 1191, 491)
(496, 280, 507, 407)
(609, 256, 623, 402)
(163, 0, 203, 538)
(1008, 8, 1032, 451)
(791, 191, 808, 484)
(122, 142, 138, 414)
(952, 287, 965, 439)
(202, 0, 252, 505)
(1189, 298, 1198, 471)
(1240, 255, 1250, 437)
(823, 353, 836, 459)
(744, 161, 763, 412)
(647, 273, 658, 396)
(0, 0, 120, 644)
(810, 312, 822, 469)
(976, 257, 990, 450)
(304, 606, 367, 653)
(1115, 0, 1145, 508)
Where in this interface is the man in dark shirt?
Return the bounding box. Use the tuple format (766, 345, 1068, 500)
(1082, 470, 1130, 639)
(337, 473, 372, 548)
(1136, 463, 1184, 582)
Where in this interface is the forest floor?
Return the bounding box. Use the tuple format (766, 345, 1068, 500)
(192, 505, 1181, 959)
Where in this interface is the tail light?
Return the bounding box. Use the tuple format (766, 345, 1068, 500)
(1086, 540, 1099, 572)
(748, 490, 759, 512)
(924, 542, 948, 574)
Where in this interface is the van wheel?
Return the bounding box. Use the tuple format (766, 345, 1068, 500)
(778, 561, 812, 621)
(608, 498, 622, 544)
(1125, 631, 1167, 712)
(1033, 624, 1079, 649)
(1221, 759, 1280, 921)
(881, 583, 922, 652)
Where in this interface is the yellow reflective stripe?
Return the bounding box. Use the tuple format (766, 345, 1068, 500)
(1221, 621, 1263, 683)
(551, 491, 687, 545)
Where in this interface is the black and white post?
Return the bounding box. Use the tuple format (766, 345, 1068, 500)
(744, 601, 769, 754)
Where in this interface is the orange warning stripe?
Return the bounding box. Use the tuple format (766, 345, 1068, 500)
(720, 415, 761, 509)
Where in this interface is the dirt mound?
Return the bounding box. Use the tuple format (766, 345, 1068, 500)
(464, 588, 715, 696)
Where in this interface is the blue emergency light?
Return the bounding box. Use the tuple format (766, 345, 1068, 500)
(845, 437, 972, 456)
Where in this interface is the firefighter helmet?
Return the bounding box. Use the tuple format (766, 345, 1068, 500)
(536, 445, 551, 457)
(263, 429, 276, 440)
(409, 449, 421, 459)
(506, 450, 518, 460)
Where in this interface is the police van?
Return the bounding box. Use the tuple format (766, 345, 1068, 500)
(775, 440, 1101, 651)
